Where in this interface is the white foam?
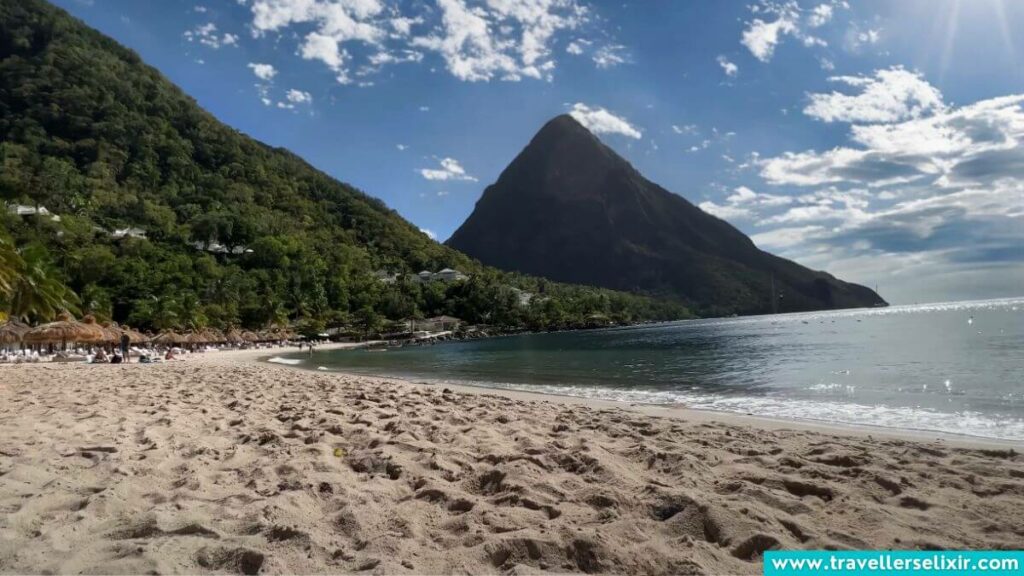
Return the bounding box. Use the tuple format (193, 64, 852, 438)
(267, 356, 303, 366)
(667, 296, 1024, 328)
(428, 379, 1024, 442)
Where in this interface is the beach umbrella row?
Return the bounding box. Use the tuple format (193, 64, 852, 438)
(152, 326, 296, 346)
(1, 314, 298, 347)
(1, 316, 156, 347)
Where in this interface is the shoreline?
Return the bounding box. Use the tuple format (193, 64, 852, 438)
(236, 345, 1023, 450)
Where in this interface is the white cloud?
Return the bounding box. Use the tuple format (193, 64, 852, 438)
(285, 88, 313, 104)
(751, 81, 1024, 301)
(245, 0, 596, 84)
(699, 201, 752, 220)
(419, 157, 477, 181)
(247, 62, 277, 80)
(250, 0, 386, 84)
(419, 228, 437, 239)
(367, 49, 422, 67)
(729, 185, 792, 206)
(807, 4, 833, 27)
(699, 185, 795, 221)
(716, 55, 738, 78)
(844, 23, 881, 52)
(565, 39, 586, 55)
(672, 124, 698, 135)
(751, 225, 829, 250)
(741, 0, 847, 62)
(742, 15, 797, 62)
(764, 93, 1024, 188)
(184, 22, 240, 49)
(410, 0, 587, 82)
(804, 66, 945, 124)
(390, 15, 421, 36)
(396, 144, 408, 151)
(592, 44, 627, 69)
(568, 103, 642, 139)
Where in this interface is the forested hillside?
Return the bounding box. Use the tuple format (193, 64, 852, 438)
(0, 0, 688, 333)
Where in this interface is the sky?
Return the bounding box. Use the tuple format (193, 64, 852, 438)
(55, 0, 1024, 305)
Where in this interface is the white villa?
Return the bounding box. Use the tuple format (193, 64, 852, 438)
(408, 268, 468, 284)
(8, 204, 60, 222)
(112, 227, 147, 240)
(190, 241, 252, 255)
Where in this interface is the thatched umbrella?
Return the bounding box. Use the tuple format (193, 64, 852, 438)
(190, 328, 224, 346)
(0, 320, 30, 350)
(122, 327, 151, 344)
(24, 312, 106, 348)
(100, 322, 125, 344)
(240, 330, 259, 343)
(278, 329, 292, 340)
(152, 330, 187, 347)
(224, 328, 244, 345)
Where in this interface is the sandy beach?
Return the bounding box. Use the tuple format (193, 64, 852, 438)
(1, 348, 1022, 575)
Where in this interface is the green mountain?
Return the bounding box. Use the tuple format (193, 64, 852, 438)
(447, 115, 887, 315)
(0, 0, 688, 332)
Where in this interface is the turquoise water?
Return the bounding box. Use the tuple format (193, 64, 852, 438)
(279, 299, 1024, 442)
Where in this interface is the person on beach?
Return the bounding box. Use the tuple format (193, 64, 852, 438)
(93, 348, 109, 363)
(165, 348, 176, 361)
(120, 333, 130, 363)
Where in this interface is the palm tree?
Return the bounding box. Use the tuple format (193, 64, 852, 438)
(0, 232, 21, 301)
(5, 243, 79, 323)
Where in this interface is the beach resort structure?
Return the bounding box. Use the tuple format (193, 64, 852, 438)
(190, 240, 253, 255)
(7, 203, 60, 222)
(410, 268, 469, 283)
(111, 227, 148, 240)
(408, 315, 462, 332)
(373, 268, 470, 284)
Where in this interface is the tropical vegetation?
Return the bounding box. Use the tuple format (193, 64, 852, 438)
(0, 0, 690, 334)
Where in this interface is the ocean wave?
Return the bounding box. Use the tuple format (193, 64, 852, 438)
(429, 379, 1024, 442)
(267, 356, 304, 366)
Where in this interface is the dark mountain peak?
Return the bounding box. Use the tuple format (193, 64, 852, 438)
(532, 113, 591, 142)
(448, 116, 887, 315)
(480, 114, 640, 209)
(524, 114, 620, 165)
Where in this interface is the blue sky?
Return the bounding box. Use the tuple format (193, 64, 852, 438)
(56, 0, 1024, 304)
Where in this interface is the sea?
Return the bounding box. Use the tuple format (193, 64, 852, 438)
(277, 298, 1024, 442)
